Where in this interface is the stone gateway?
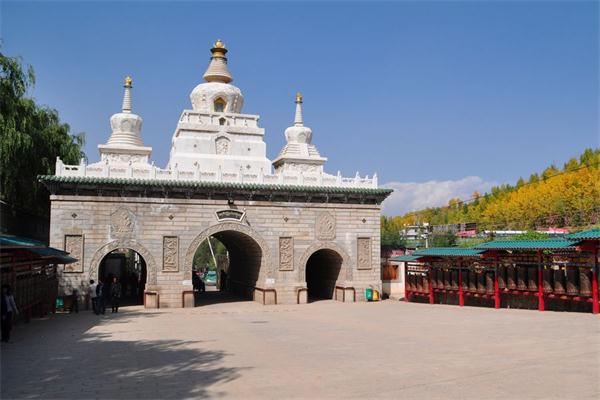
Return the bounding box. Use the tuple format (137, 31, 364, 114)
(40, 40, 391, 307)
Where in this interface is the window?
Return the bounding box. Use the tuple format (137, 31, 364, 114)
(214, 97, 226, 113)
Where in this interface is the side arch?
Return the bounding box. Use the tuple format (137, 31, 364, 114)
(89, 240, 158, 286)
(183, 222, 273, 282)
(298, 241, 353, 283)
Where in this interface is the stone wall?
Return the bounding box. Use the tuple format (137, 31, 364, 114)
(49, 194, 382, 307)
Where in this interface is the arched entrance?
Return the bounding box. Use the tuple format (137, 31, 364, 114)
(98, 249, 147, 306)
(305, 249, 343, 300)
(185, 223, 271, 305)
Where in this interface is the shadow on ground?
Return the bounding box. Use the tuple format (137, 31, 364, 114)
(1, 309, 241, 399)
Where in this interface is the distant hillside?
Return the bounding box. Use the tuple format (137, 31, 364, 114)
(386, 148, 600, 231)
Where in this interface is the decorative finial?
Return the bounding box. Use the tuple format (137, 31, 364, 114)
(124, 76, 132, 88)
(294, 91, 303, 126)
(122, 76, 132, 113)
(203, 39, 233, 83)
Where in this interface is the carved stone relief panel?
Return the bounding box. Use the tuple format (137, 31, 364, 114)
(64, 234, 84, 273)
(279, 237, 294, 271)
(215, 136, 231, 155)
(357, 237, 372, 270)
(110, 207, 136, 239)
(316, 212, 336, 240)
(163, 236, 179, 272)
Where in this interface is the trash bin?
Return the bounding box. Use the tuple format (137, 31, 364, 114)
(372, 289, 380, 301)
(365, 288, 373, 301)
(55, 297, 64, 311)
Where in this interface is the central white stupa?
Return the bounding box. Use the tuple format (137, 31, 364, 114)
(167, 40, 272, 176)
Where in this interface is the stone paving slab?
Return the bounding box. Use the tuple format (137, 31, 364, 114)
(1, 298, 599, 399)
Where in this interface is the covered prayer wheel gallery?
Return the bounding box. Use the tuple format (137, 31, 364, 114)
(394, 228, 600, 314)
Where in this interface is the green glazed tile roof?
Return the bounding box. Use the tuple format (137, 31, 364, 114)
(475, 239, 578, 250)
(412, 248, 485, 257)
(390, 255, 423, 262)
(38, 175, 394, 197)
(564, 228, 600, 240)
(0, 235, 47, 248)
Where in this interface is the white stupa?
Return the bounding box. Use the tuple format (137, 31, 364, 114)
(97, 76, 152, 165)
(167, 40, 272, 176)
(273, 93, 327, 174)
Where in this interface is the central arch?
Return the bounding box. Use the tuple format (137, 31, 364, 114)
(184, 222, 273, 296)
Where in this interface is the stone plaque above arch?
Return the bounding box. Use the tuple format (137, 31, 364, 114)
(88, 239, 157, 286)
(315, 212, 336, 240)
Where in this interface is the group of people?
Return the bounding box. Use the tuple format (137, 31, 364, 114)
(88, 276, 122, 314)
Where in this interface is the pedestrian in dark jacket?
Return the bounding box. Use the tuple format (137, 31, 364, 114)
(110, 277, 122, 313)
(1, 284, 19, 342)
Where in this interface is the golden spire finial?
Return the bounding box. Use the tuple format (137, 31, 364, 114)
(214, 39, 225, 49)
(124, 76, 133, 88)
(295, 92, 303, 104)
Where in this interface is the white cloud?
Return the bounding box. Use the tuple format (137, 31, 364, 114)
(381, 176, 497, 216)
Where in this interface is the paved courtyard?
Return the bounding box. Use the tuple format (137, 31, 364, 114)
(1, 297, 599, 399)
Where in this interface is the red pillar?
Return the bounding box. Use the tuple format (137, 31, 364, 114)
(538, 250, 545, 312)
(458, 263, 464, 307)
(404, 262, 410, 302)
(429, 267, 435, 304)
(592, 248, 599, 314)
(494, 255, 500, 309)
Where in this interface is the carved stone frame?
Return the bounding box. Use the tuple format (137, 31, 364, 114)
(357, 237, 372, 270)
(162, 236, 179, 272)
(298, 241, 352, 283)
(89, 239, 158, 286)
(63, 234, 84, 273)
(183, 222, 273, 282)
(279, 237, 294, 271)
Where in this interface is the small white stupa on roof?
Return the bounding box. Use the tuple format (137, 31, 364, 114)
(96, 76, 152, 165)
(273, 93, 327, 174)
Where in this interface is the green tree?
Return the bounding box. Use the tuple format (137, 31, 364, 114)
(0, 53, 84, 216)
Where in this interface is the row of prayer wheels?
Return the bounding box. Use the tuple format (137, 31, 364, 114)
(407, 265, 594, 297)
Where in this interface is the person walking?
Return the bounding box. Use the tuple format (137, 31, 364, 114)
(96, 280, 105, 315)
(110, 277, 122, 313)
(1, 284, 19, 342)
(89, 280, 98, 314)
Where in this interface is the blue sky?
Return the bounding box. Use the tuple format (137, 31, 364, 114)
(2, 1, 598, 215)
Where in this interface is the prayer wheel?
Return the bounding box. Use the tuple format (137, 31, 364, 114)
(469, 269, 478, 292)
(461, 270, 469, 291)
(497, 265, 507, 289)
(542, 268, 553, 294)
(408, 273, 416, 291)
(579, 268, 592, 297)
(416, 274, 424, 292)
(431, 269, 438, 289)
(506, 265, 517, 290)
(437, 268, 444, 289)
(517, 265, 528, 290)
(451, 270, 459, 290)
(477, 271, 486, 294)
(528, 266, 538, 291)
(444, 269, 452, 290)
(553, 268, 565, 294)
(485, 272, 494, 295)
(566, 267, 579, 296)
(423, 273, 430, 292)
